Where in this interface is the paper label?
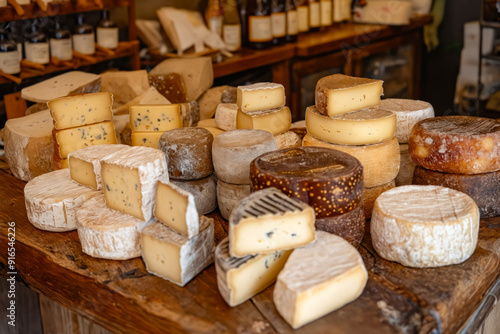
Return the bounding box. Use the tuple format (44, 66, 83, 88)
(73, 33, 95, 55)
(309, 2, 320, 27)
(287, 10, 298, 35)
(209, 16, 223, 37)
(249, 16, 272, 42)
(0, 51, 20, 74)
(50, 38, 72, 61)
(97, 27, 119, 49)
(271, 12, 286, 38)
(24, 41, 49, 64)
(223, 24, 241, 51)
(297, 6, 309, 32)
(320, 1, 332, 26)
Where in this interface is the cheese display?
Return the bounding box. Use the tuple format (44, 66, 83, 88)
(371, 185, 480, 267)
(274, 131, 302, 150)
(274, 231, 368, 329)
(396, 144, 416, 186)
(155, 181, 199, 238)
(101, 70, 150, 106)
(159, 127, 213, 180)
(68, 144, 129, 190)
(213, 129, 278, 184)
(101, 146, 169, 221)
(314, 204, 365, 247)
(408, 116, 500, 174)
(140, 217, 214, 286)
(229, 188, 316, 257)
(76, 195, 154, 260)
(171, 175, 217, 215)
(129, 104, 182, 132)
(217, 179, 251, 220)
(315, 74, 383, 117)
(131, 131, 163, 148)
(413, 166, 500, 218)
(3, 110, 54, 181)
(303, 134, 399, 187)
(250, 147, 364, 218)
(47, 92, 114, 130)
(198, 85, 229, 120)
(236, 83, 285, 112)
(215, 237, 292, 307)
(363, 180, 395, 219)
(215, 103, 238, 131)
(24, 169, 99, 232)
(236, 106, 292, 135)
(305, 105, 397, 145)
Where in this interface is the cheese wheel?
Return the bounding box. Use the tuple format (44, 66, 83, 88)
(236, 106, 292, 135)
(371, 185, 479, 268)
(412, 166, 500, 219)
(159, 127, 213, 180)
(217, 179, 251, 220)
(171, 174, 218, 215)
(24, 169, 99, 232)
(303, 134, 400, 187)
(395, 144, 416, 186)
(213, 129, 278, 184)
(363, 180, 395, 220)
(408, 116, 500, 174)
(274, 131, 302, 150)
(215, 103, 238, 131)
(250, 146, 364, 218)
(315, 203, 365, 247)
(305, 105, 396, 145)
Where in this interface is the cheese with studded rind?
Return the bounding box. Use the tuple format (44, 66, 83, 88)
(229, 188, 316, 257)
(236, 106, 292, 135)
(171, 175, 217, 215)
(217, 179, 251, 220)
(129, 104, 181, 132)
(215, 237, 292, 307)
(215, 103, 238, 131)
(274, 231, 368, 329)
(237, 82, 286, 112)
(371, 185, 480, 268)
(315, 204, 365, 247)
(363, 180, 395, 220)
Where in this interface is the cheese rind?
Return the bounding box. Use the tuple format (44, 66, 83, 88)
(129, 104, 181, 132)
(171, 175, 217, 215)
(101, 70, 150, 106)
(198, 85, 229, 120)
(274, 231, 368, 329)
(217, 179, 251, 220)
(274, 131, 302, 150)
(131, 131, 163, 148)
(371, 185, 480, 267)
(215, 103, 238, 131)
(236, 106, 292, 135)
(396, 144, 416, 186)
(315, 204, 365, 247)
(236, 82, 285, 112)
(363, 180, 396, 220)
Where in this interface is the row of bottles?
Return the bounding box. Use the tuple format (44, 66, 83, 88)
(0, 11, 118, 75)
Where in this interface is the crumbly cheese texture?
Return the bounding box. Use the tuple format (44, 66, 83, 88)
(131, 131, 163, 148)
(215, 103, 238, 131)
(129, 104, 182, 132)
(68, 144, 129, 190)
(363, 180, 395, 220)
(236, 106, 292, 135)
(171, 175, 217, 215)
(199, 86, 229, 120)
(274, 231, 368, 329)
(140, 217, 214, 286)
(305, 105, 397, 145)
(370, 185, 480, 268)
(215, 237, 292, 307)
(76, 194, 154, 260)
(274, 131, 302, 150)
(24, 169, 99, 232)
(237, 82, 286, 112)
(408, 116, 500, 174)
(101, 146, 169, 221)
(396, 144, 415, 186)
(3, 110, 54, 181)
(217, 179, 251, 220)
(48, 92, 114, 130)
(315, 74, 383, 117)
(101, 70, 150, 106)
(315, 204, 365, 247)
(229, 188, 316, 257)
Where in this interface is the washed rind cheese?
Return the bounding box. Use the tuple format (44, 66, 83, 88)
(408, 116, 500, 174)
(315, 74, 383, 117)
(140, 217, 214, 287)
(236, 106, 292, 135)
(315, 203, 365, 247)
(215, 237, 292, 307)
(413, 166, 500, 219)
(274, 131, 302, 150)
(302, 134, 399, 188)
(159, 127, 213, 180)
(215, 103, 238, 131)
(250, 146, 364, 218)
(76, 194, 154, 260)
(217, 179, 251, 220)
(179, 101, 201, 127)
(24, 169, 99, 232)
(171, 175, 217, 215)
(129, 104, 182, 132)
(236, 82, 285, 112)
(274, 231, 368, 329)
(371, 185, 480, 268)
(305, 105, 396, 145)
(363, 180, 395, 220)
(229, 188, 316, 257)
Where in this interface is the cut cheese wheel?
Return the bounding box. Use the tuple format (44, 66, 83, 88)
(303, 134, 399, 187)
(413, 166, 500, 219)
(131, 131, 163, 148)
(274, 131, 302, 150)
(363, 180, 395, 220)
(221, 86, 237, 104)
(129, 104, 182, 132)
(305, 105, 396, 145)
(171, 175, 217, 215)
(198, 85, 229, 120)
(179, 101, 200, 127)
(408, 116, 500, 174)
(100, 70, 150, 106)
(215, 103, 238, 131)
(236, 106, 292, 135)
(380, 98, 434, 144)
(371, 185, 480, 268)
(3, 110, 54, 181)
(217, 179, 251, 220)
(250, 146, 364, 218)
(24, 169, 99, 232)
(215, 237, 291, 307)
(158, 127, 213, 180)
(213, 129, 278, 184)
(395, 144, 416, 186)
(237, 82, 285, 112)
(315, 204, 365, 247)
(274, 231, 368, 329)
(76, 194, 154, 260)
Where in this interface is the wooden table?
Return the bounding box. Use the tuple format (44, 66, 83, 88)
(1, 163, 500, 333)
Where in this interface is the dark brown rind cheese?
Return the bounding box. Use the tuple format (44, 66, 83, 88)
(315, 203, 365, 248)
(250, 147, 364, 218)
(412, 166, 500, 219)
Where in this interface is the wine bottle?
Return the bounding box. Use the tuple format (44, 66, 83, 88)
(297, 0, 309, 33)
(0, 28, 20, 74)
(320, 0, 332, 27)
(285, 0, 298, 43)
(206, 0, 224, 37)
(24, 21, 50, 65)
(247, 0, 273, 49)
(50, 17, 72, 61)
(73, 14, 95, 55)
(271, 0, 286, 45)
(223, 0, 242, 51)
(97, 10, 119, 49)
(309, 0, 320, 32)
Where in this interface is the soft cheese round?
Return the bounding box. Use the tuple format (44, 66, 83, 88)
(315, 203, 365, 247)
(371, 185, 480, 268)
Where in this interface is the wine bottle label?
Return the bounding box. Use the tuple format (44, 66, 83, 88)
(297, 6, 309, 32)
(97, 27, 119, 49)
(0, 51, 20, 74)
(209, 17, 223, 37)
(16, 0, 29, 4)
(249, 16, 272, 42)
(24, 41, 49, 64)
(17, 42, 23, 61)
(0, 0, 7, 7)
(320, 0, 332, 26)
(223, 24, 241, 51)
(271, 12, 286, 38)
(287, 10, 299, 35)
(309, 2, 320, 27)
(73, 33, 95, 55)
(50, 38, 72, 61)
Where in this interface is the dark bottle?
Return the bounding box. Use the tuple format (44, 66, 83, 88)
(309, 0, 321, 32)
(271, 0, 286, 45)
(247, 0, 273, 49)
(50, 17, 72, 61)
(285, 0, 298, 43)
(97, 10, 119, 49)
(25, 21, 50, 65)
(0, 28, 20, 74)
(73, 14, 95, 55)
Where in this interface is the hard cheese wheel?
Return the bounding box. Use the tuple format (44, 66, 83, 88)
(315, 203, 365, 247)
(363, 180, 395, 220)
(171, 174, 217, 215)
(408, 116, 500, 174)
(216, 179, 251, 220)
(250, 146, 363, 218)
(395, 144, 416, 186)
(371, 185, 479, 268)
